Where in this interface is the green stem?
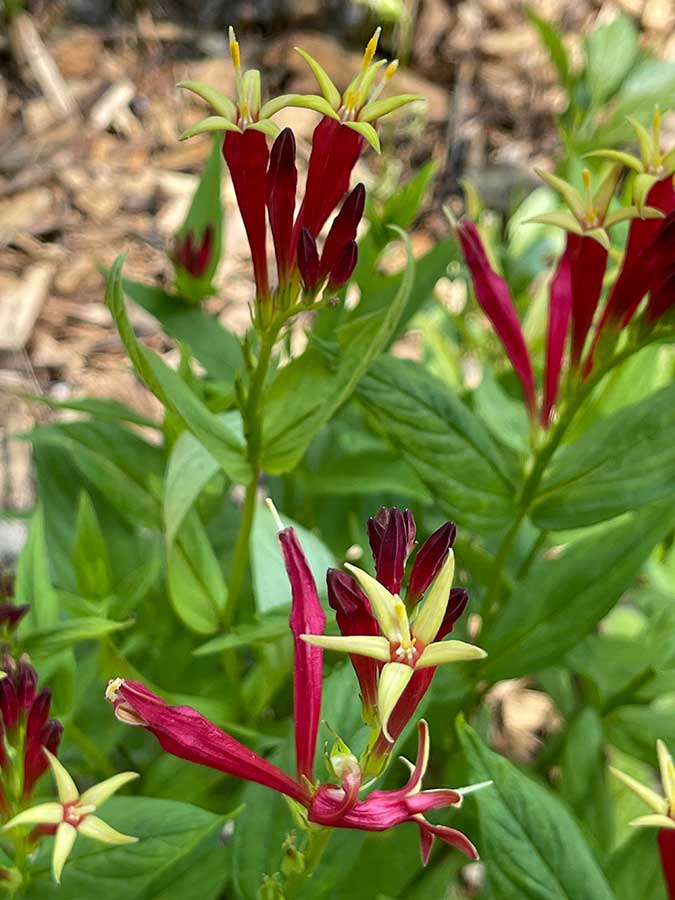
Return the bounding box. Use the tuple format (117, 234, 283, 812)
(224, 476, 258, 629)
(283, 827, 333, 898)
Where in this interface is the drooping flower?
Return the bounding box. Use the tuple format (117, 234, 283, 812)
(454, 218, 537, 416)
(106, 509, 482, 870)
(4, 751, 138, 883)
(303, 531, 485, 741)
(611, 739, 675, 898)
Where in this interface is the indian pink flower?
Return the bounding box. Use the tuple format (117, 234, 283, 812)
(4, 751, 138, 884)
(106, 508, 481, 869)
(172, 226, 213, 280)
(303, 524, 485, 742)
(611, 740, 675, 898)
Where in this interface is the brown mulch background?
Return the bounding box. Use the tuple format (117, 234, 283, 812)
(1, 0, 674, 519)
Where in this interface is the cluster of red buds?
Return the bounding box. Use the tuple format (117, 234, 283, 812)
(106, 505, 489, 880)
(177, 27, 420, 324)
(453, 111, 675, 426)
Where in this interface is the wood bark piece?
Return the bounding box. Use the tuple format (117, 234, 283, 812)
(8, 13, 78, 120)
(0, 264, 55, 351)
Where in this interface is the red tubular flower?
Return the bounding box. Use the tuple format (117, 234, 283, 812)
(278, 526, 325, 784)
(457, 220, 536, 415)
(107, 679, 308, 804)
(23, 719, 62, 799)
(327, 569, 381, 723)
(659, 828, 675, 899)
(173, 226, 213, 279)
(16, 657, 38, 710)
(297, 228, 320, 291)
(407, 522, 457, 604)
(568, 234, 607, 368)
(294, 117, 364, 245)
(367, 507, 416, 595)
(320, 184, 365, 278)
(267, 128, 297, 284)
(328, 241, 358, 290)
(542, 239, 573, 425)
(309, 721, 478, 863)
(223, 129, 270, 300)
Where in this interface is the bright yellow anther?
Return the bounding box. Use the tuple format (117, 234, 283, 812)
(362, 27, 381, 69)
(229, 26, 241, 72)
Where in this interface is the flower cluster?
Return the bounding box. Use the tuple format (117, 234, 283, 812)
(454, 111, 675, 426)
(178, 28, 419, 321)
(106, 506, 488, 878)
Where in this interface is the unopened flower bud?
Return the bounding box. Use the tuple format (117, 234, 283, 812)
(280, 833, 305, 878)
(0, 677, 19, 732)
(259, 874, 285, 900)
(16, 656, 38, 710)
(320, 184, 365, 278)
(327, 240, 358, 290)
(297, 228, 320, 291)
(367, 507, 416, 595)
(0, 602, 28, 634)
(267, 128, 297, 282)
(26, 688, 52, 742)
(407, 521, 457, 604)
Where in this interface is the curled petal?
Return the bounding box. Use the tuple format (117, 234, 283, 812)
(4, 802, 63, 829)
(79, 772, 140, 809)
(415, 816, 479, 865)
(279, 526, 325, 784)
(416, 640, 487, 669)
(301, 634, 391, 661)
(378, 663, 414, 741)
(52, 822, 78, 884)
(412, 551, 455, 646)
(77, 815, 138, 845)
(406, 789, 463, 815)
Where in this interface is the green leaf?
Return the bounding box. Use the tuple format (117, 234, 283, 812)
(25, 394, 158, 428)
(607, 828, 667, 900)
(15, 506, 59, 629)
(482, 501, 675, 680)
(22, 797, 232, 900)
(106, 259, 249, 483)
(194, 616, 289, 656)
(531, 383, 675, 529)
(72, 491, 113, 600)
(584, 14, 638, 106)
(356, 356, 516, 533)
(528, 9, 570, 86)
(458, 720, 615, 900)
(249, 503, 335, 614)
(606, 703, 675, 766)
(261, 229, 415, 474)
(27, 422, 162, 530)
(168, 510, 227, 635)
(175, 135, 224, 301)
(120, 277, 241, 383)
(298, 449, 432, 502)
(164, 431, 219, 547)
(21, 616, 132, 656)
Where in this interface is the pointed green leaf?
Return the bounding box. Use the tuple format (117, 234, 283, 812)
(179, 116, 240, 141)
(177, 81, 237, 121)
(359, 93, 423, 123)
(294, 47, 341, 109)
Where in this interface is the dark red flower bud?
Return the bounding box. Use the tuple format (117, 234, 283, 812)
(0, 677, 19, 732)
(367, 508, 416, 595)
(328, 241, 358, 290)
(23, 719, 63, 799)
(26, 688, 51, 742)
(436, 588, 469, 641)
(320, 183, 365, 278)
(267, 128, 297, 283)
(407, 521, 457, 603)
(223, 129, 270, 300)
(297, 228, 320, 291)
(174, 226, 213, 279)
(327, 569, 380, 717)
(16, 656, 37, 710)
(0, 603, 28, 633)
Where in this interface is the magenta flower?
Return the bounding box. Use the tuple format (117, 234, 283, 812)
(456, 220, 536, 416)
(107, 510, 481, 870)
